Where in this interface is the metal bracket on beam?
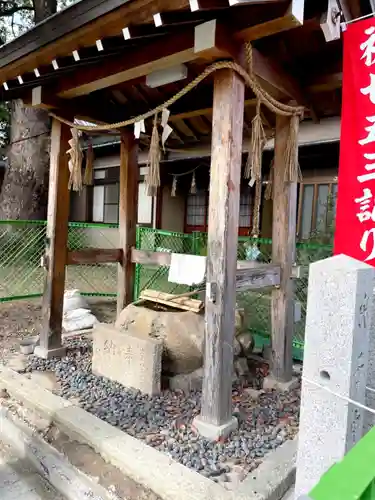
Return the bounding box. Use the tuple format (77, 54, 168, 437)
(206, 282, 217, 303)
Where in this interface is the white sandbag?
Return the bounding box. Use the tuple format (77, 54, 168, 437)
(63, 308, 97, 333)
(63, 289, 88, 314)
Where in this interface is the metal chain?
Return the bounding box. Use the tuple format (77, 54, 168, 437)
(49, 45, 304, 132)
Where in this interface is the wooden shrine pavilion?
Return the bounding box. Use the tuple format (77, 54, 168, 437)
(0, 0, 358, 438)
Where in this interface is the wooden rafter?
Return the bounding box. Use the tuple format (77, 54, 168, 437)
(235, 0, 304, 41)
(0, 0, 191, 82)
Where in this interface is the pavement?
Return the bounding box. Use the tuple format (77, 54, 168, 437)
(0, 439, 63, 500)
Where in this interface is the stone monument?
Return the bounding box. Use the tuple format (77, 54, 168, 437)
(295, 254, 375, 498)
(92, 323, 163, 396)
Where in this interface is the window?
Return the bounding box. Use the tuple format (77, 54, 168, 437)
(92, 179, 154, 225)
(138, 182, 153, 225)
(185, 186, 252, 233)
(239, 186, 252, 229)
(186, 191, 207, 230)
(93, 183, 119, 224)
(298, 181, 338, 239)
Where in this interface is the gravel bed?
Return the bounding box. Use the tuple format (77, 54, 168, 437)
(26, 337, 300, 488)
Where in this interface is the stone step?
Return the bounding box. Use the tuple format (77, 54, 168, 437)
(0, 439, 64, 500)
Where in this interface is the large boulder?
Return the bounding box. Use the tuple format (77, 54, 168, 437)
(115, 305, 205, 375)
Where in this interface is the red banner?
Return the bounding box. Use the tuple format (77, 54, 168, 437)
(334, 17, 375, 265)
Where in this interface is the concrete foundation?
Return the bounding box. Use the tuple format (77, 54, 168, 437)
(192, 416, 238, 441)
(34, 346, 67, 360)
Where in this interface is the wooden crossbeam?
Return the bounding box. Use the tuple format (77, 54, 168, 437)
(57, 31, 195, 98)
(51, 16, 307, 105)
(56, 20, 238, 99)
(131, 248, 282, 290)
(26, 85, 114, 124)
(67, 248, 122, 265)
(236, 265, 280, 291)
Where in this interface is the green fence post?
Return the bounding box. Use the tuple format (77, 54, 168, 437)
(308, 426, 375, 500)
(133, 225, 140, 301)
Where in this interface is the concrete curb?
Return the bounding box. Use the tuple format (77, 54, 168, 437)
(0, 366, 297, 500)
(236, 438, 298, 500)
(0, 407, 113, 500)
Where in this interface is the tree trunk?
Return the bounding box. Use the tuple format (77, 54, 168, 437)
(0, 0, 57, 221)
(0, 100, 50, 220)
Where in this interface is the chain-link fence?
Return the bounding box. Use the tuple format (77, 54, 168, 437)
(66, 222, 118, 297)
(134, 227, 199, 300)
(0, 220, 118, 302)
(134, 227, 333, 359)
(0, 220, 46, 301)
(0, 221, 332, 358)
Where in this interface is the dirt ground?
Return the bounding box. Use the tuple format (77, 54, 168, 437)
(0, 298, 117, 364)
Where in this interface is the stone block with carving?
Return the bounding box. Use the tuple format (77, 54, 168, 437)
(92, 323, 162, 395)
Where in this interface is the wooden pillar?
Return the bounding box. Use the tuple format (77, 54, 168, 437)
(270, 115, 297, 382)
(36, 118, 71, 359)
(117, 131, 138, 316)
(193, 69, 244, 440)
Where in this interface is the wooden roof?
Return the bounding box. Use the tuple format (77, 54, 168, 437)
(0, 0, 363, 150)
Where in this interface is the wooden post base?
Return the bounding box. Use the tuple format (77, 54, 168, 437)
(34, 345, 67, 360)
(192, 415, 238, 441)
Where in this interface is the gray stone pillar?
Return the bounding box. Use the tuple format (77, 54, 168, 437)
(364, 290, 375, 434)
(295, 255, 375, 498)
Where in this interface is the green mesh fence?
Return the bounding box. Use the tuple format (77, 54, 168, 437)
(135, 227, 333, 359)
(0, 220, 118, 302)
(133, 227, 199, 300)
(66, 222, 118, 297)
(0, 220, 46, 301)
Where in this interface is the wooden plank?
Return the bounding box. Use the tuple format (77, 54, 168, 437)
(200, 68, 245, 428)
(236, 264, 280, 291)
(235, 0, 304, 41)
(67, 248, 122, 265)
(117, 131, 139, 316)
(39, 118, 71, 357)
(271, 114, 298, 382)
(140, 289, 203, 312)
